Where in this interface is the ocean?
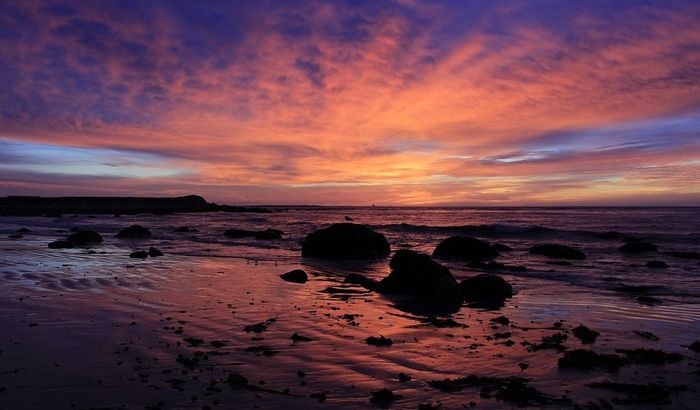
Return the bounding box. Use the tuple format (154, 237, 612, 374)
(1, 207, 698, 408)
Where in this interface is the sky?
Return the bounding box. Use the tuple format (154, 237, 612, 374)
(1, 0, 699, 206)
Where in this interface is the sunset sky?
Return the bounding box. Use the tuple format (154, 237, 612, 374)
(1, 1, 699, 205)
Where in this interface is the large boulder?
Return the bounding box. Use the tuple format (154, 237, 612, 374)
(529, 244, 586, 260)
(280, 269, 308, 284)
(432, 236, 499, 259)
(459, 274, 513, 302)
(116, 225, 151, 238)
(618, 242, 657, 253)
(301, 223, 390, 259)
(66, 229, 103, 245)
(376, 250, 463, 308)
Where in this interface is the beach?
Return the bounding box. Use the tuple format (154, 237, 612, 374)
(1, 207, 699, 409)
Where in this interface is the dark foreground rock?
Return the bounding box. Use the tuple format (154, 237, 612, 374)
(280, 269, 308, 284)
(376, 250, 463, 309)
(459, 274, 513, 309)
(529, 244, 586, 259)
(255, 228, 283, 240)
(619, 242, 658, 252)
(572, 325, 599, 344)
(116, 225, 151, 238)
(432, 236, 500, 259)
(588, 381, 687, 405)
(302, 223, 390, 259)
(0, 195, 271, 216)
(148, 247, 163, 257)
(48, 240, 75, 249)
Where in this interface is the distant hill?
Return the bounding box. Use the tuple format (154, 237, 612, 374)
(0, 195, 272, 216)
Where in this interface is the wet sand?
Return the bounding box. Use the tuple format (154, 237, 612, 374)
(1, 212, 699, 409)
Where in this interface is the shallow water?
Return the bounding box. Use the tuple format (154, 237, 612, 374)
(0, 207, 699, 409)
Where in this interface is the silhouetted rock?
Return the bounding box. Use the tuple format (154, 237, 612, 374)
(491, 243, 512, 252)
(344, 215, 353, 221)
(369, 388, 397, 406)
(572, 325, 599, 344)
(366, 336, 393, 346)
(48, 240, 74, 249)
(148, 247, 163, 257)
(646, 260, 668, 268)
(529, 244, 586, 260)
(255, 228, 283, 240)
(129, 250, 149, 258)
(377, 250, 463, 309)
(432, 236, 499, 259)
(116, 225, 151, 238)
(17, 228, 31, 233)
(280, 269, 308, 284)
(459, 274, 514, 305)
(66, 229, 103, 245)
(302, 223, 390, 259)
(619, 242, 657, 253)
(174, 226, 193, 232)
(689, 341, 700, 353)
(637, 295, 663, 305)
(558, 349, 626, 371)
(8, 234, 22, 239)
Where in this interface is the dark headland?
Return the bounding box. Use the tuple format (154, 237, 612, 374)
(0, 194, 271, 216)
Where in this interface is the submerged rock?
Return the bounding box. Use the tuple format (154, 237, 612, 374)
(129, 250, 149, 258)
(646, 260, 668, 268)
(302, 223, 390, 259)
(637, 295, 663, 305)
(116, 225, 151, 238)
(529, 244, 586, 260)
(48, 240, 75, 249)
(376, 250, 463, 308)
(432, 236, 500, 259)
(148, 247, 163, 257)
(618, 242, 657, 253)
(558, 349, 625, 371)
(280, 269, 308, 284)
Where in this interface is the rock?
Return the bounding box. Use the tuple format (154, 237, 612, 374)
(459, 274, 514, 306)
(529, 244, 586, 260)
(646, 260, 668, 268)
(174, 226, 192, 232)
(226, 373, 248, 387)
(48, 240, 74, 249)
(558, 349, 626, 371)
(615, 348, 682, 365)
(344, 215, 353, 221)
(637, 296, 663, 305)
(66, 229, 103, 245)
(689, 341, 700, 353)
(17, 228, 31, 233)
(366, 336, 393, 346)
(129, 250, 149, 258)
(8, 234, 22, 239)
(369, 388, 397, 406)
(398, 373, 412, 382)
(432, 236, 499, 259)
(572, 325, 599, 344)
(618, 242, 657, 252)
(255, 228, 283, 240)
(116, 225, 151, 238)
(376, 250, 463, 308)
(587, 381, 687, 405)
(280, 269, 308, 284)
(634, 330, 660, 341)
(148, 247, 163, 257)
(290, 333, 312, 342)
(301, 223, 390, 259)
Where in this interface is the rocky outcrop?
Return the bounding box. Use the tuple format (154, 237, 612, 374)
(432, 236, 500, 259)
(302, 223, 390, 259)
